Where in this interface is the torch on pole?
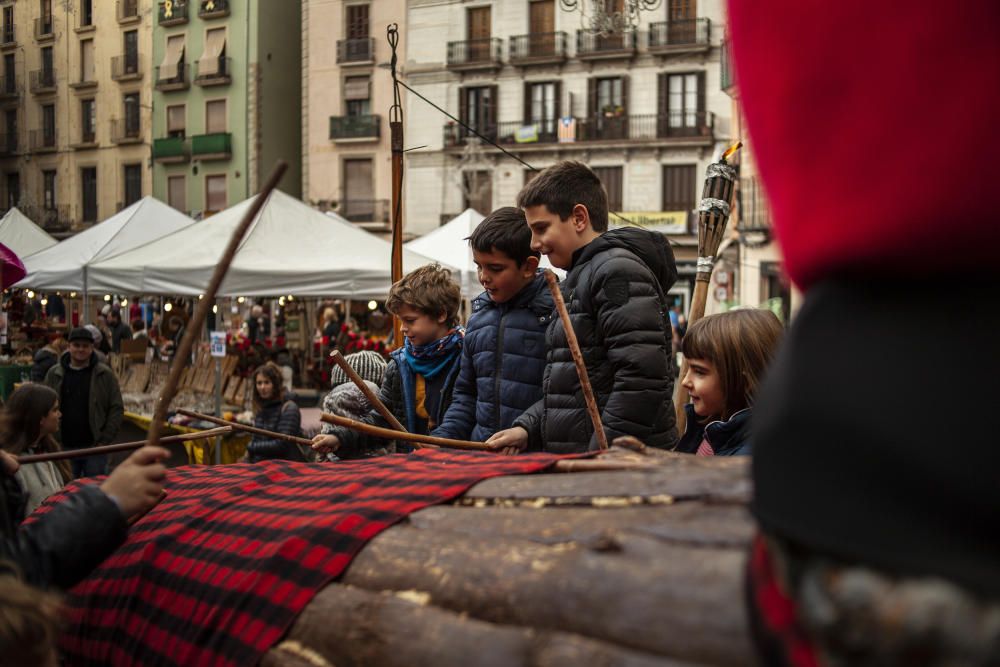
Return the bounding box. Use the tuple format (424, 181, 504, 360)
(675, 142, 741, 434)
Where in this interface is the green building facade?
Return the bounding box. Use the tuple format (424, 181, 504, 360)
(151, 0, 301, 216)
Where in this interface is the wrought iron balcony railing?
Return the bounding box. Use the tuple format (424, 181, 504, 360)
(199, 0, 229, 19)
(29, 128, 57, 152)
(2, 24, 15, 46)
(447, 38, 502, 70)
(194, 57, 231, 85)
(0, 75, 20, 99)
(155, 63, 189, 91)
(647, 18, 711, 52)
(110, 118, 142, 144)
(159, 1, 189, 25)
(329, 114, 380, 141)
(576, 30, 636, 58)
(117, 0, 139, 22)
(509, 32, 568, 64)
(112, 54, 143, 81)
(34, 16, 54, 40)
(29, 68, 56, 94)
(337, 38, 374, 64)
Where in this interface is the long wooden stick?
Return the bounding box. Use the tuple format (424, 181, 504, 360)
(544, 270, 608, 451)
(17, 426, 233, 464)
(320, 413, 489, 451)
(176, 409, 313, 447)
(330, 350, 406, 432)
(145, 162, 287, 454)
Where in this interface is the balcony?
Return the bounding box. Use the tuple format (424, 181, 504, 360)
(339, 199, 390, 224)
(191, 132, 231, 160)
(117, 0, 140, 24)
(71, 129, 98, 150)
(647, 18, 711, 55)
(110, 118, 142, 144)
(68, 71, 98, 90)
(337, 37, 374, 65)
(329, 114, 380, 141)
(447, 38, 502, 72)
(509, 32, 568, 66)
(0, 75, 20, 100)
(575, 31, 636, 60)
(158, 1, 189, 26)
(39, 206, 70, 232)
(29, 129, 57, 153)
(1, 24, 14, 48)
(155, 63, 189, 91)
(0, 133, 17, 156)
(199, 0, 229, 20)
(34, 16, 54, 41)
(152, 136, 188, 163)
(29, 69, 56, 95)
(194, 57, 231, 86)
(444, 112, 714, 149)
(112, 54, 143, 81)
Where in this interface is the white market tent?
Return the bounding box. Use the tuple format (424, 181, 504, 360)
(87, 189, 450, 298)
(0, 207, 57, 258)
(16, 197, 195, 293)
(405, 208, 564, 297)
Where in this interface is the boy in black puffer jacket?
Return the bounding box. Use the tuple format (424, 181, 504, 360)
(432, 207, 554, 445)
(487, 161, 679, 454)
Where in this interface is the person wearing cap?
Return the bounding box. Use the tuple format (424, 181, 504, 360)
(43, 327, 123, 478)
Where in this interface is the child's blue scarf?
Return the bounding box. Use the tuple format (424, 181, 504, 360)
(394, 328, 465, 435)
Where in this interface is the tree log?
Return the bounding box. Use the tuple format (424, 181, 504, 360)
(263, 584, 701, 667)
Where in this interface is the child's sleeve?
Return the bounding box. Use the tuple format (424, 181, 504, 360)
(431, 343, 477, 440)
(513, 397, 544, 450)
(330, 360, 400, 456)
(591, 257, 674, 449)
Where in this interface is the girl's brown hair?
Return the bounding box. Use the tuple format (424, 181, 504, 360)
(682, 309, 784, 420)
(0, 572, 62, 666)
(0, 384, 70, 483)
(385, 264, 461, 327)
(251, 362, 286, 412)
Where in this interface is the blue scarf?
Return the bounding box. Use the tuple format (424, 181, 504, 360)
(401, 328, 464, 380)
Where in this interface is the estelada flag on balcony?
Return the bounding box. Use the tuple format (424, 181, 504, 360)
(558, 116, 576, 143)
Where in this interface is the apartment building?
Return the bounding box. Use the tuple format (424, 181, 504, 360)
(303, 0, 405, 232)
(404, 0, 732, 305)
(0, 0, 152, 234)
(150, 0, 301, 218)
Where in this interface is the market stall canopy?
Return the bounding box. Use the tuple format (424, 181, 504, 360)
(87, 190, 451, 298)
(0, 207, 57, 258)
(405, 208, 564, 297)
(17, 197, 195, 291)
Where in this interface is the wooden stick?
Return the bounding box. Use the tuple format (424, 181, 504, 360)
(544, 270, 608, 451)
(145, 161, 287, 454)
(176, 409, 313, 448)
(330, 350, 406, 432)
(16, 426, 233, 464)
(320, 413, 490, 451)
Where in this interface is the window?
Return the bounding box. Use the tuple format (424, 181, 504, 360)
(2, 6, 14, 43)
(525, 81, 559, 137)
(459, 85, 497, 140)
(466, 6, 491, 61)
(81, 167, 97, 222)
(166, 104, 186, 138)
(80, 98, 95, 142)
(205, 174, 226, 213)
(42, 169, 56, 210)
(528, 0, 555, 55)
(80, 39, 95, 83)
(160, 35, 185, 81)
(80, 0, 94, 27)
(167, 175, 186, 212)
(6, 172, 19, 209)
(199, 27, 227, 77)
(4, 109, 15, 152)
(592, 166, 622, 212)
(205, 99, 226, 133)
(594, 77, 624, 115)
(40, 0, 52, 29)
(3, 54, 14, 95)
(662, 165, 696, 230)
(661, 72, 705, 136)
(344, 76, 370, 116)
(123, 163, 142, 207)
(346, 4, 369, 39)
(587, 76, 628, 140)
(41, 103, 55, 144)
(668, 0, 696, 21)
(124, 30, 139, 74)
(41, 46, 53, 76)
(463, 170, 492, 215)
(123, 92, 140, 136)
(342, 158, 374, 221)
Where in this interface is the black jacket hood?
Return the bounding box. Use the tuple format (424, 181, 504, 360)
(578, 227, 678, 292)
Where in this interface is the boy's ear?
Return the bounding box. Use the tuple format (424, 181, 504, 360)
(571, 203, 592, 233)
(521, 255, 540, 274)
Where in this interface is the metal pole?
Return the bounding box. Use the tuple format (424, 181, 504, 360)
(214, 356, 222, 465)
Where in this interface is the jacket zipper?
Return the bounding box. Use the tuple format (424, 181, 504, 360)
(494, 308, 507, 431)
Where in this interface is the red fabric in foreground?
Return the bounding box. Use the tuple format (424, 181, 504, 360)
(30, 449, 571, 666)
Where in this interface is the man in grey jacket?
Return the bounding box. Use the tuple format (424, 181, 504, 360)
(44, 327, 124, 478)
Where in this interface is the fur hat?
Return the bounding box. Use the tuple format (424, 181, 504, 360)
(329, 350, 386, 388)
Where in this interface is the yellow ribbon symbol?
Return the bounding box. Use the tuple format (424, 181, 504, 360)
(204, 0, 216, 10)
(164, 0, 173, 18)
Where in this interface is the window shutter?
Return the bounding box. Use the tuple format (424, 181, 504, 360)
(697, 71, 706, 125)
(458, 87, 468, 127)
(523, 81, 532, 123)
(620, 75, 630, 113)
(488, 85, 498, 128)
(587, 78, 597, 117)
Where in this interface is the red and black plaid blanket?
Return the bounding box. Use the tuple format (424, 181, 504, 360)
(32, 449, 569, 666)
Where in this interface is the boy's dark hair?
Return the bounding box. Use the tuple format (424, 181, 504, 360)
(516, 161, 609, 232)
(386, 264, 461, 327)
(466, 206, 539, 266)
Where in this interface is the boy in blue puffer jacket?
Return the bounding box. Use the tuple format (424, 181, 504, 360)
(432, 207, 554, 448)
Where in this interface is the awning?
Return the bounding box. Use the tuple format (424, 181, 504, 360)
(159, 36, 184, 80)
(199, 30, 226, 77)
(167, 104, 185, 133)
